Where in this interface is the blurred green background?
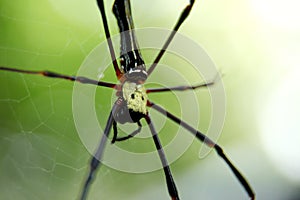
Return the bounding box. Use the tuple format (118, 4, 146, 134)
(1, 0, 300, 199)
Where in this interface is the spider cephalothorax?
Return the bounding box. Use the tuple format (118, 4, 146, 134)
(123, 80, 147, 114)
(113, 80, 147, 124)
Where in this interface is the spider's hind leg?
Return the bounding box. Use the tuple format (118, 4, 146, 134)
(111, 121, 142, 144)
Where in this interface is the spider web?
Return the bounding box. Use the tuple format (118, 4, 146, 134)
(2, 1, 298, 200)
(0, 1, 223, 200)
(0, 1, 130, 199)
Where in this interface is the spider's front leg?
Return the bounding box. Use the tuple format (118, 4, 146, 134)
(147, 101, 255, 200)
(80, 103, 119, 200)
(145, 115, 180, 200)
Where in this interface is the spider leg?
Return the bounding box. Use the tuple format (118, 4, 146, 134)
(145, 115, 180, 200)
(80, 104, 118, 200)
(0, 67, 116, 89)
(147, 80, 214, 93)
(147, 0, 195, 76)
(111, 120, 118, 144)
(96, 0, 122, 79)
(147, 100, 255, 200)
(147, 72, 221, 93)
(111, 121, 142, 144)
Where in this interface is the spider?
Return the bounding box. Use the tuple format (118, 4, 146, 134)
(0, 0, 255, 199)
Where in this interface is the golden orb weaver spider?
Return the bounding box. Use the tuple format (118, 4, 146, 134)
(0, 0, 255, 199)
